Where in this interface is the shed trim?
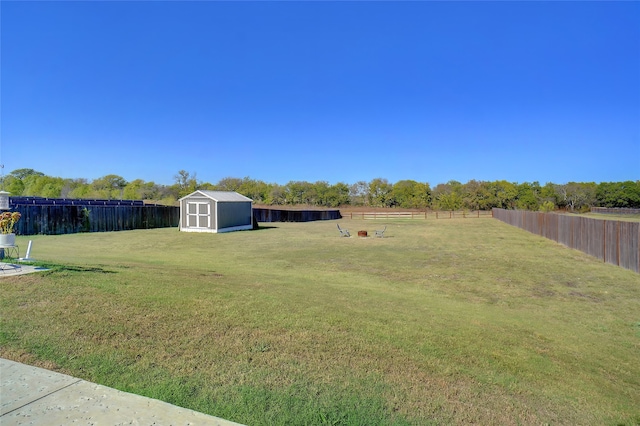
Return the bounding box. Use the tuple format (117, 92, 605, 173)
(178, 190, 252, 203)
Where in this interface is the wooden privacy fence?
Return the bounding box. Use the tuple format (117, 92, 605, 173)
(342, 210, 494, 220)
(493, 208, 640, 273)
(10, 197, 145, 207)
(13, 205, 179, 235)
(591, 207, 640, 215)
(12, 205, 336, 234)
(253, 208, 341, 222)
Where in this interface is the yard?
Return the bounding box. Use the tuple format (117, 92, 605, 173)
(1, 218, 639, 425)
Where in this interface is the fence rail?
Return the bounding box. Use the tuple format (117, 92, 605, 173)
(10, 197, 145, 207)
(341, 210, 494, 220)
(493, 208, 640, 273)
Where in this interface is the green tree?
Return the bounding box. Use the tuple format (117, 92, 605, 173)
(123, 179, 155, 200)
(1, 169, 47, 196)
(515, 182, 541, 210)
(321, 182, 350, 207)
(69, 181, 93, 199)
(461, 180, 492, 210)
(173, 170, 199, 198)
(21, 175, 66, 197)
(9, 168, 45, 180)
(595, 181, 640, 208)
(368, 178, 393, 207)
(487, 180, 518, 209)
(349, 181, 369, 206)
(431, 181, 463, 210)
(1, 175, 25, 196)
(61, 178, 89, 198)
(539, 182, 559, 208)
(215, 177, 243, 192)
(555, 182, 596, 212)
(313, 181, 330, 206)
(267, 185, 286, 205)
(237, 178, 273, 204)
(92, 175, 128, 199)
(284, 181, 317, 205)
(539, 201, 555, 212)
(436, 192, 462, 211)
(391, 180, 431, 208)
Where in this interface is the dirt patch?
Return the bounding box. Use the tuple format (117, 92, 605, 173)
(0, 348, 65, 372)
(568, 291, 601, 302)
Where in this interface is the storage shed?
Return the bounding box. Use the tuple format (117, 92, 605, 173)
(179, 190, 253, 233)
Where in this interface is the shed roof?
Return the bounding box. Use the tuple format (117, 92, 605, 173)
(179, 190, 253, 202)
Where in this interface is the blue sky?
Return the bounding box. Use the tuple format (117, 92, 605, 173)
(1, 1, 638, 187)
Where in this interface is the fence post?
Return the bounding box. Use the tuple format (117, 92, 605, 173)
(616, 221, 620, 267)
(603, 220, 606, 263)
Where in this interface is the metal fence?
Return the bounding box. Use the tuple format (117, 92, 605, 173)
(492, 208, 640, 273)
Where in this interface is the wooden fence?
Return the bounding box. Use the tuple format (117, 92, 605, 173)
(493, 208, 640, 274)
(253, 208, 341, 222)
(342, 210, 494, 220)
(591, 207, 640, 215)
(10, 197, 145, 207)
(11, 205, 339, 235)
(13, 205, 179, 235)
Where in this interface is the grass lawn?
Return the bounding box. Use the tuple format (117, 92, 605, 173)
(1, 218, 639, 425)
(578, 212, 640, 222)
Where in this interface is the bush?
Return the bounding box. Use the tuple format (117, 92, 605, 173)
(539, 201, 555, 213)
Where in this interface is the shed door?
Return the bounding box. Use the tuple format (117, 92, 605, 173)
(187, 202, 210, 228)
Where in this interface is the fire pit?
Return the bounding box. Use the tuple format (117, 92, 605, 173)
(358, 230, 368, 237)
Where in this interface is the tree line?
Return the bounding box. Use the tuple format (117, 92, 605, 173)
(1, 168, 639, 212)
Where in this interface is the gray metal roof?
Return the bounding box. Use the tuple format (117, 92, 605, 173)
(180, 190, 253, 202)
